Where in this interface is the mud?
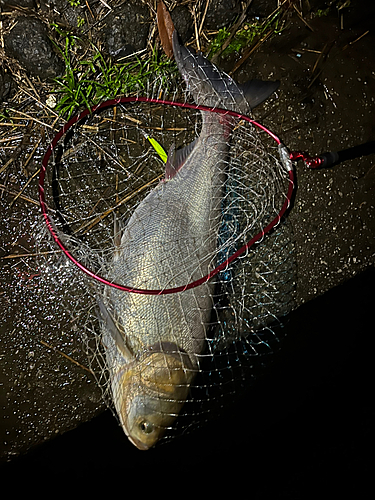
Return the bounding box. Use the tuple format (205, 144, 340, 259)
(0, 0, 374, 483)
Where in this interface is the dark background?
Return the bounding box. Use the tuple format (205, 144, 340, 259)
(1, 267, 373, 496)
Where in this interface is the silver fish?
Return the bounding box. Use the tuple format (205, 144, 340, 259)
(97, 30, 279, 450)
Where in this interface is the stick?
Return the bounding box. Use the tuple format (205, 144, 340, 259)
(75, 174, 162, 234)
(7, 108, 58, 131)
(40, 340, 94, 374)
(229, 29, 273, 75)
(0, 183, 40, 205)
(342, 30, 369, 50)
(2, 250, 62, 260)
(198, 0, 211, 35)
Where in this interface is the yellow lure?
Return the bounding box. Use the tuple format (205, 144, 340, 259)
(144, 133, 168, 163)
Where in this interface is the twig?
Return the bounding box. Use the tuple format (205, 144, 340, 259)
(293, 4, 314, 32)
(307, 41, 334, 88)
(291, 48, 322, 54)
(0, 157, 16, 176)
(22, 74, 42, 103)
(0, 122, 34, 175)
(85, 0, 95, 19)
(192, 2, 201, 51)
(21, 87, 60, 119)
(198, 0, 210, 35)
(23, 135, 43, 171)
(0, 184, 40, 205)
(229, 29, 273, 75)
(85, 135, 131, 174)
(0, 134, 23, 143)
(342, 30, 369, 50)
(39, 340, 94, 374)
(0, 122, 28, 127)
(10, 165, 41, 208)
(98, 0, 112, 11)
(7, 107, 59, 131)
(2, 250, 62, 260)
(75, 173, 163, 234)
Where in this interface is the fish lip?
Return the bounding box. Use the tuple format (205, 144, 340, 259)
(128, 435, 150, 451)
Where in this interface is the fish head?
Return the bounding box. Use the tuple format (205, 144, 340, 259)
(116, 350, 195, 450)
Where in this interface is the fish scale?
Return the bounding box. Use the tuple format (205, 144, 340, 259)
(95, 30, 281, 449)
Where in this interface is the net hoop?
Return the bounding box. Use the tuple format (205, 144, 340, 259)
(39, 96, 295, 295)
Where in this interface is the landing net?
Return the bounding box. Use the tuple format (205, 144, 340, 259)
(37, 81, 296, 443)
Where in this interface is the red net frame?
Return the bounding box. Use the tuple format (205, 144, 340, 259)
(39, 96, 295, 295)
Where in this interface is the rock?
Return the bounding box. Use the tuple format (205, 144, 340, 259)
(0, 0, 36, 8)
(102, 1, 149, 60)
(39, 0, 92, 29)
(171, 5, 194, 43)
(4, 17, 64, 79)
(249, 0, 279, 18)
(204, 0, 242, 29)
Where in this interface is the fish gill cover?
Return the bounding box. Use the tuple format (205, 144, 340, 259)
(36, 6, 296, 450)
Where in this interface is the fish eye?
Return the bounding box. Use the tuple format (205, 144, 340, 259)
(139, 420, 154, 435)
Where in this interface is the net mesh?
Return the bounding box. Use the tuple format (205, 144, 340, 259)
(37, 77, 296, 445)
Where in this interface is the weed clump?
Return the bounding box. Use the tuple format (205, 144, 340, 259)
(52, 27, 177, 119)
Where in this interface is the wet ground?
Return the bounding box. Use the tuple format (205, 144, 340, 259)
(255, 9, 375, 305)
(0, 1, 374, 493)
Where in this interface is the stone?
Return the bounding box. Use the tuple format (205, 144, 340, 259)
(204, 0, 241, 29)
(171, 5, 194, 43)
(0, 67, 15, 102)
(0, 0, 36, 8)
(4, 17, 64, 79)
(39, 0, 92, 29)
(102, 1, 149, 60)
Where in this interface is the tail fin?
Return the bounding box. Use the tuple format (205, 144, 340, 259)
(172, 31, 279, 114)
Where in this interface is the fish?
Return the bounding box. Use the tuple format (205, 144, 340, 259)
(97, 28, 279, 450)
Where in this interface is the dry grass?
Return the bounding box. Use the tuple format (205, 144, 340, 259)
(0, 0, 292, 210)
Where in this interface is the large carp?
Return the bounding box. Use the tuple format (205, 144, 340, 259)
(97, 30, 279, 450)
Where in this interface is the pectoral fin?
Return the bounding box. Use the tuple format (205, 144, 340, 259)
(97, 297, 134, 361)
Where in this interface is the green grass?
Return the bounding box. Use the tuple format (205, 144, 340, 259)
(209, 11, 285, 58)
(52, 8, 286, 119)
(51, 27, 177, 119)
(315, 7, 330, 17)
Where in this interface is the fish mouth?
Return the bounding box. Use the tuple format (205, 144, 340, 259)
(128, 435, 150, 451)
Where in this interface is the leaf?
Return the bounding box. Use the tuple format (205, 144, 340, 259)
(157, 1, 175, 59)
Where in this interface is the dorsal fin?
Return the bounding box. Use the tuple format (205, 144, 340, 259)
(165, 139, 198, 180)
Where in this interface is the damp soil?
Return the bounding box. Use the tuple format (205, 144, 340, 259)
(0, 0, 374, 490)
